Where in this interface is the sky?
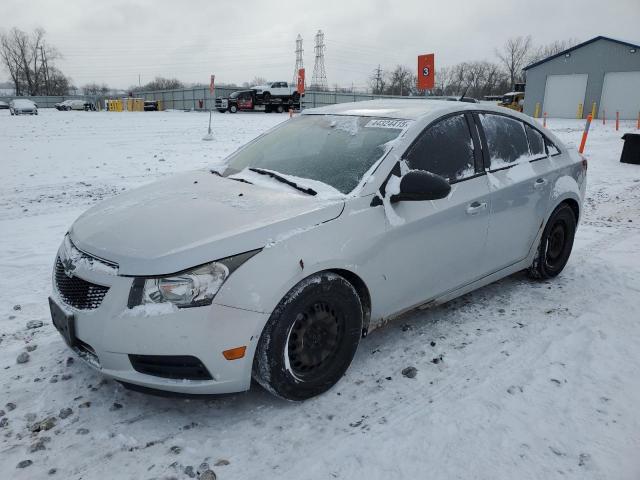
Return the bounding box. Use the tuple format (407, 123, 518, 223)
(2, 0, 639, 90)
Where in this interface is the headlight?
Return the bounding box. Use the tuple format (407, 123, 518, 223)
(142, 262, 229, 308)
(128, 250, 260, 309)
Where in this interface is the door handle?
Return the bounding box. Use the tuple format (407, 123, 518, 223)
(466, 201, 487, 215)
(534, 178, 547, 189)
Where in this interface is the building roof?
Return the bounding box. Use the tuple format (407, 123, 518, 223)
(523, 36, 640, 71)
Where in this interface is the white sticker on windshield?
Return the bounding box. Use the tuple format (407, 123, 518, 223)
(365, 119, 411, 130)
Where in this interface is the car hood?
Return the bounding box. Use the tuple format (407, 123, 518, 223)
(70, 170, 344, 276)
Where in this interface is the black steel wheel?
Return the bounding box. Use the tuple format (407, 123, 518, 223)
(276, 104, 284, 114)
(253, 272, 363, 400)
(528, 203, 577, 279)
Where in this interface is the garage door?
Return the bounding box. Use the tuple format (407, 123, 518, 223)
(600, 71, 640, 120)
(542, 74, 588, 118)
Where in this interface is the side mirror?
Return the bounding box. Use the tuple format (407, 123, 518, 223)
(390, 170, 451, 203)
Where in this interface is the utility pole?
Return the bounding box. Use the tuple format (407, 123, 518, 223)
(39, 46, 49, 95)
(373, 64, 383, 94)
(311, 30, 327, 91)
(293, 34, 305, 88)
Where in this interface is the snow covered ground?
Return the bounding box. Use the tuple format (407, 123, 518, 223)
(1, 108, 639, 480)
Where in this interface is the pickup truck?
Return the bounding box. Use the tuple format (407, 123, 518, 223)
(251, 81, 301, 103)
(215, 89, 300, 114)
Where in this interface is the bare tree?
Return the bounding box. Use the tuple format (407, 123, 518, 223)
(496, 36, 532, 90)
(385, 65, 415, 96)
(136, 77, 184, 91)
(0, 27, 69, 95)
(528, 38, 581, 64)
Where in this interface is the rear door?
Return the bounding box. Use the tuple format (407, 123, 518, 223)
(378, 113, 492, 314)
(476, 113, 552, 272)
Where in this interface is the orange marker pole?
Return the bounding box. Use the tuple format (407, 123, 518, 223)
(637, 111, 639, 130)
(578, 114, 592, 154)
(543, 112, 547, 128)
(602, 109, 605, 125)
(289, 107, 293, 118)
(616, 111, 619, 131)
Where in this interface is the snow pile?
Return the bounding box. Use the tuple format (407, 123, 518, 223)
(0, 111, 639, 480)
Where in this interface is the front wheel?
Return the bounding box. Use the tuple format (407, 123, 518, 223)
(528, 203, 577, 279)
(229, 104, 238, 113)
(262, 92, 271, 102)
(253, 272, 363, 400)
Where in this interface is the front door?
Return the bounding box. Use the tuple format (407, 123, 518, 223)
(377, 113, 492, 317)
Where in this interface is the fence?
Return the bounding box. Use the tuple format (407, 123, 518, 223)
(0, 95, 100, 109)
(135, 87, 432, 111)
(1, 88, 435, 111)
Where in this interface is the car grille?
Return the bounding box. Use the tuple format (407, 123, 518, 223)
(54, 257, 110, 310)
(129, 355, 213, 381)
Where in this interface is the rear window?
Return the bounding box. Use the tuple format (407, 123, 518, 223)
(525, 124, 546, 158)
(479, 113, 531, 169)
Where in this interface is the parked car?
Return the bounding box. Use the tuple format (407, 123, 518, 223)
(0, 100, 9, 110)
(55, 99, 95, 111)
(144, 100, 159, 111)
(49, 99, 586, 400)
(10, 99, 38, 115)
(251, 81, 301, 102)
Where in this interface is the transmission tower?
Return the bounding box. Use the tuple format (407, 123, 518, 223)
(311, 30, 328, 91)
(292, 34, 305, 87)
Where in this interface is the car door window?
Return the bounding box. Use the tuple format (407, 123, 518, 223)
(479, 113, 531, 169)
(524, 124, 546, 159)
(404, 114, 476, 183)
(546, 138, 560, 156)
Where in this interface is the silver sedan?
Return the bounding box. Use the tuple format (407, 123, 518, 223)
(50, 99, 586, 400)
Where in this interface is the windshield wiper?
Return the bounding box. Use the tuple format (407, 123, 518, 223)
(249, 168, 317, 196)
(211, 169, 253, 184)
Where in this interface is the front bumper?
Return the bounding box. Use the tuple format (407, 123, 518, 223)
(51, 244, 268, 394)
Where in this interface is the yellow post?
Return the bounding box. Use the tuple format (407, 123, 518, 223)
(534, 102, 541, 118)
(577, 103, 584, 119)
(591, 102, 597, 118)
(158, 100, 163, 111)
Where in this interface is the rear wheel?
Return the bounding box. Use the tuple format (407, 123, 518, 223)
(276, 104, 284, 114)
(253, 272, 363, 400)
(528, 203, 577, 279)
(292, 91, 300, 102)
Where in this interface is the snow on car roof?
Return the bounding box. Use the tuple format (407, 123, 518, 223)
(303, 99, 482, 120)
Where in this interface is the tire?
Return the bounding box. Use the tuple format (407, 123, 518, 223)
(528, 203, 577, 279)
(229, 104, 238, 113)
(292, 91, 300, 102)
(263, 92, 271, 102)
(253, 272, 363, 401)
(276, 104, 284, 114)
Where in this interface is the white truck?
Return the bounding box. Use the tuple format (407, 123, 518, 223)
(251, 81, 301, 103)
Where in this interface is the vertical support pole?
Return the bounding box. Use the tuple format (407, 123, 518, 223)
(579, 114, 592, 154)
(543, 112, 547, 128)
(577, 103, 583, 119)
(534, 102, 541, 118)
(602, 109, 606, 125)
(591, 102, 597, 118)
(616, 111, 620, 131)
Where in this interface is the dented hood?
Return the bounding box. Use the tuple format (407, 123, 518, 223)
(69, 170, 344, 275)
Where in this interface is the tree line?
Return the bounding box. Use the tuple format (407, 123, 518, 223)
(370, 36, 579, 98)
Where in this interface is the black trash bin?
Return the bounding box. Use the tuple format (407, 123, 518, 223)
(621, 133, 640, 164)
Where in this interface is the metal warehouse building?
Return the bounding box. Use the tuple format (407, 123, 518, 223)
(523, 36, 640, 119)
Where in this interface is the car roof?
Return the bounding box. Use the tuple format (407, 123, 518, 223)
(302, 99, 493, 120)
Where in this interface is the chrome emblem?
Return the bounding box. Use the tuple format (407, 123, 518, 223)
(62, 257, 76, 278)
